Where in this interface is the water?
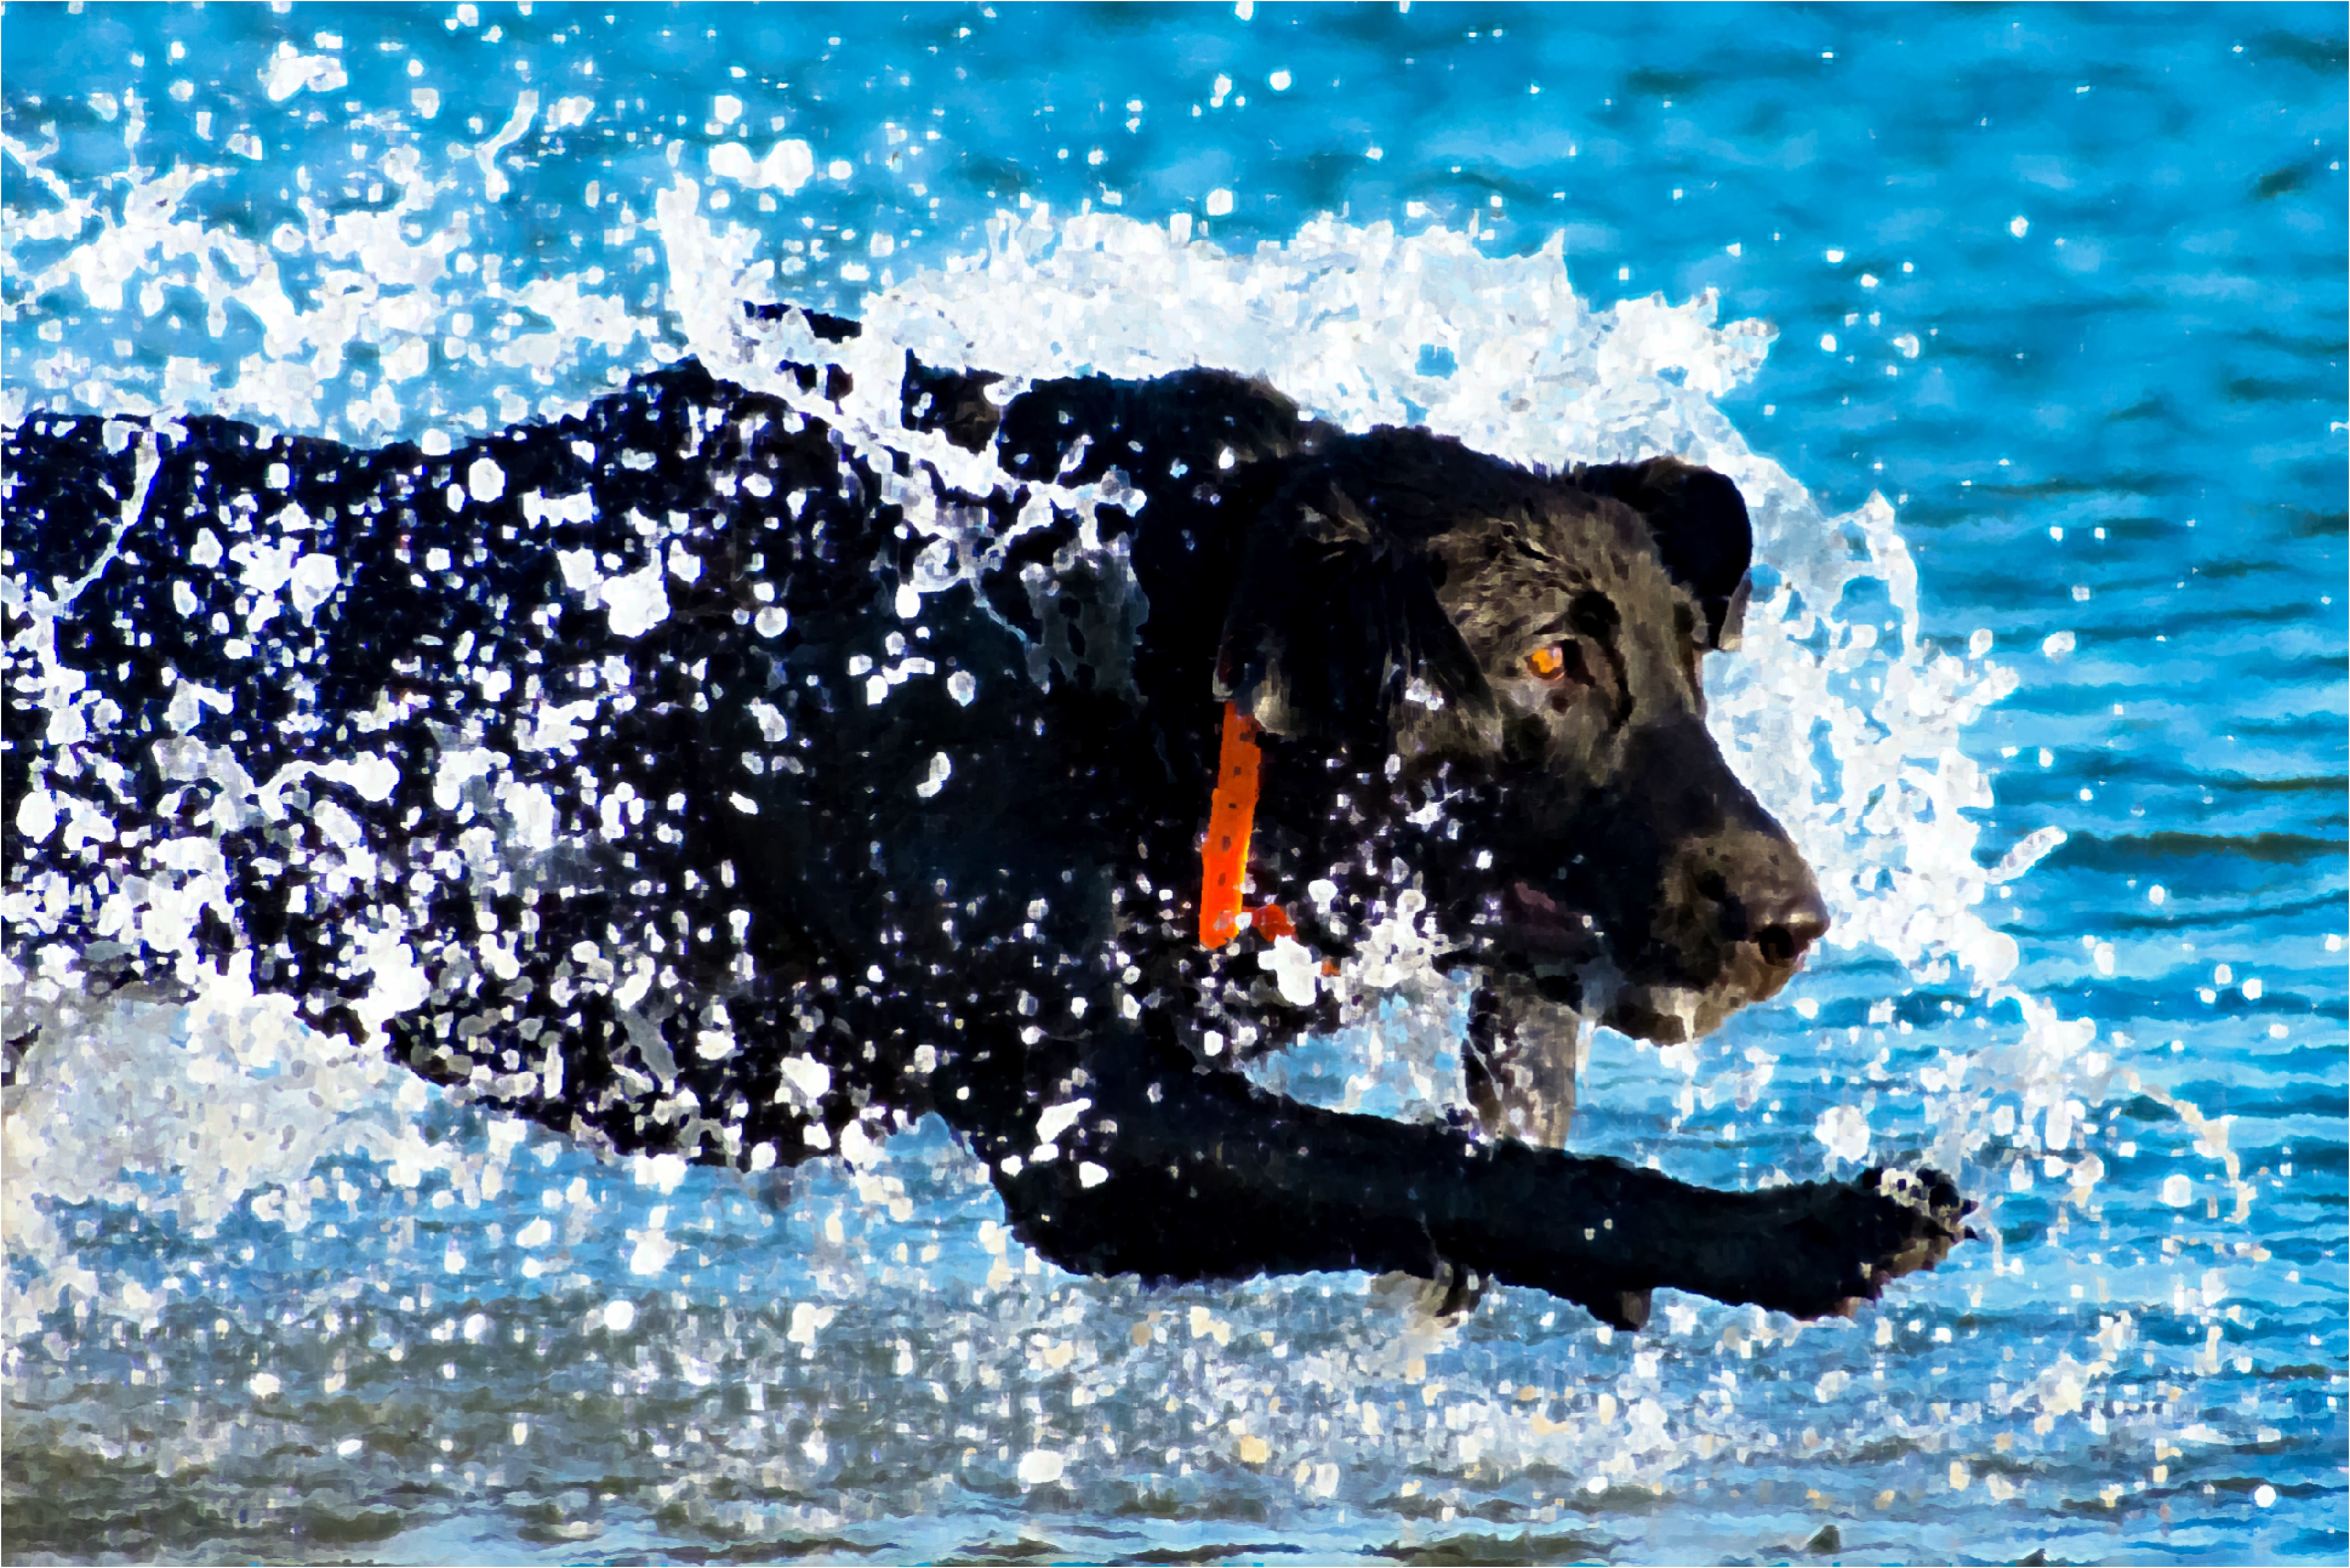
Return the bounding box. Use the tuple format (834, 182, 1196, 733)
(3, 3, 2343, 1562)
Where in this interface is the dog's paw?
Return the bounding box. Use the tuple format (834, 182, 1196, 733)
(1729, 1165, 1971, 1321)
(1854, 1165, 1968, 1285)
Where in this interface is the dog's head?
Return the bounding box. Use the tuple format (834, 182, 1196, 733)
(1217, 428, 1826, 1044)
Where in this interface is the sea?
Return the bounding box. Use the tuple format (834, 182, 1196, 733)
(2, 3, 2343, 1562)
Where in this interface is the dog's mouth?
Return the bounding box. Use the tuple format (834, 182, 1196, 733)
(1493, 886, 1705, 1045)
(1496, 881, 1605, 963)
(1487, 882, 1804, 1047)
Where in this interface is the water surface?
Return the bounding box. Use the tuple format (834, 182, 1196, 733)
(3, 4, 2344, 1563)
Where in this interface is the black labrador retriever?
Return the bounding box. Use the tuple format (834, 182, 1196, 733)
(1, 309, 1965, 1330)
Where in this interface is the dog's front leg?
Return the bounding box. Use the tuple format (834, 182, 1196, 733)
(946, 1029, 1628, 1325)
(1465, 971, 1585, 1147)
(963, 1032, 1961, 1329)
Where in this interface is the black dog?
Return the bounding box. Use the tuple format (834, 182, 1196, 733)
(1, 310, 1964, 1330)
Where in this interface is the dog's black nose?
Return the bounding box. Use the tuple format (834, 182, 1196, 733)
(1753, 892, 1831, 967)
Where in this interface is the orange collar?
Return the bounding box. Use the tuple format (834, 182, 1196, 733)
(1199, 702, 1296, 946)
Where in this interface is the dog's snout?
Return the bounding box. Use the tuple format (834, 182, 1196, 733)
(1680, 820, 1829, 972)
(1753, 891, 1830, 967)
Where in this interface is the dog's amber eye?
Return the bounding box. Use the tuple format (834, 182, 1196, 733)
(1525, 644, 1570, 681)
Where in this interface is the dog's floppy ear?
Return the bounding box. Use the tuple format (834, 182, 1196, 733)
(1215, 478, 1489, 744)
(1573, 458, 1753, 649)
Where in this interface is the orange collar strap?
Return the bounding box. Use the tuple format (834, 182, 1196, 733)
(1199, 702, 1296, 946)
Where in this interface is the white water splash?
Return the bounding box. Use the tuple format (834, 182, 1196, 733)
(0, 964, 503, 1341)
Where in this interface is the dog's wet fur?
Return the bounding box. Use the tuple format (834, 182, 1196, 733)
(2, 316, 1966, 1329)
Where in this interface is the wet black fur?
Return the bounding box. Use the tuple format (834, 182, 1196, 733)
(2, 333, 1963, 1329)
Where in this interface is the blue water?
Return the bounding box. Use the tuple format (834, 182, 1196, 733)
(3, 4, 2344, 1563)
